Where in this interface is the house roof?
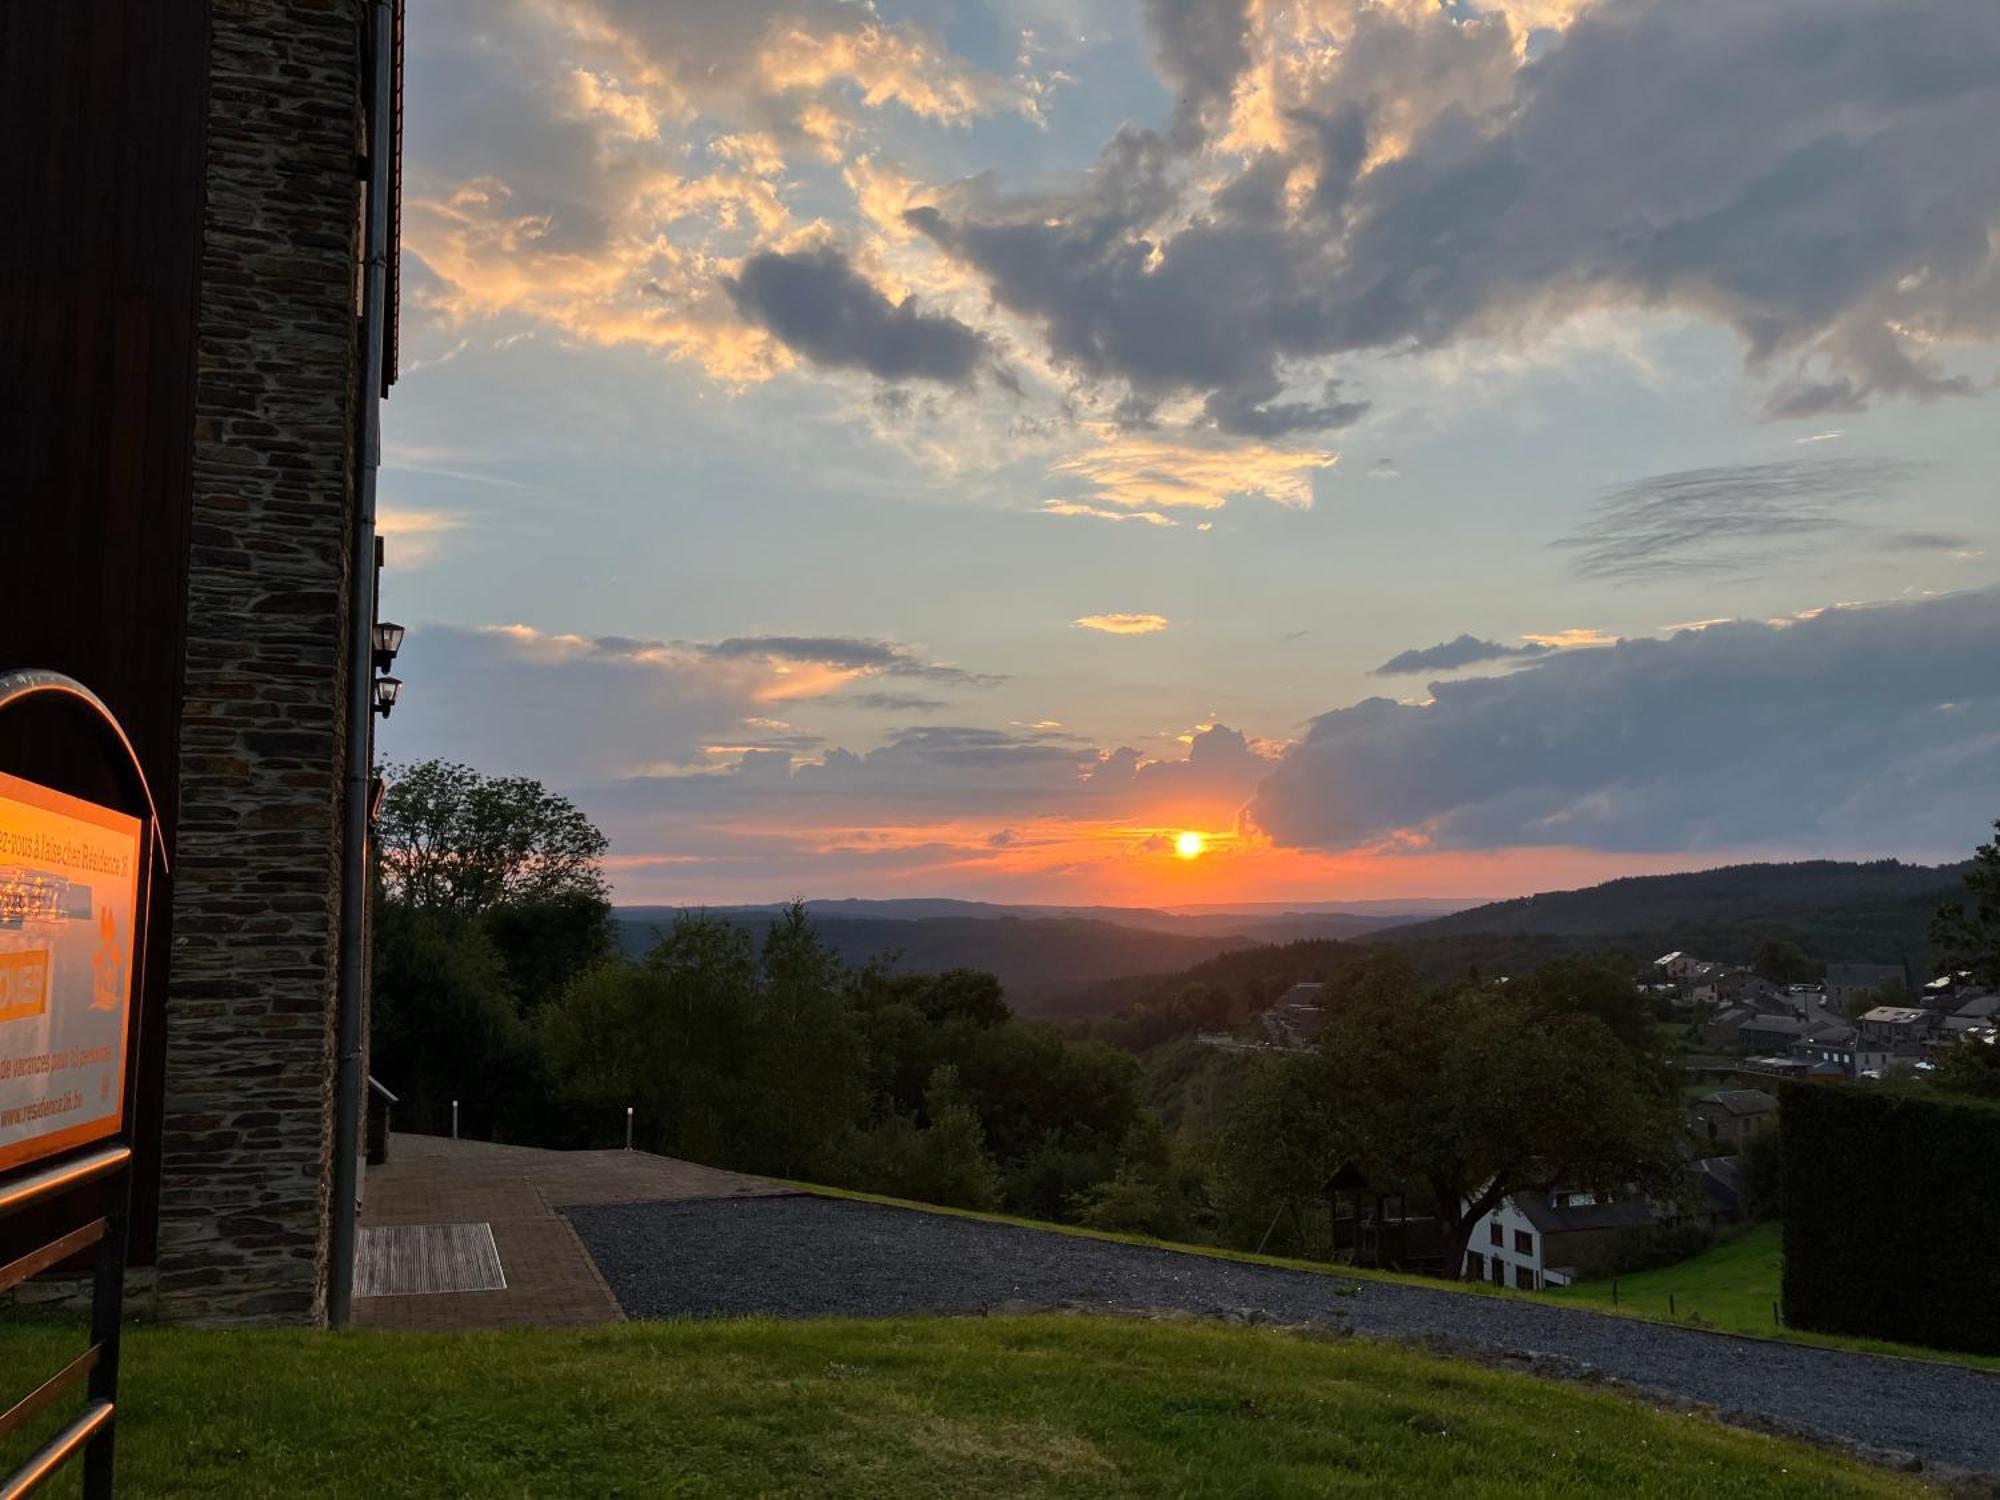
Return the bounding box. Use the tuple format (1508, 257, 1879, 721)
(1695, 1157, 1744, 1214)
(1514, 1195, 1660, 1235)
(1860, 1006, 1929, 1025)
(1953, 994, 2000, 1020)
(1739, 1014, 1808, 1036)
(1655, 951, 1684, 966)
(1697, 1088, 1779, 1116)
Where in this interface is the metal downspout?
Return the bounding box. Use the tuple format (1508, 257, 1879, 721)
(328, 0, 396, 1330)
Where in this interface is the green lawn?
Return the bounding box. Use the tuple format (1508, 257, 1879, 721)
(1540, 1223, 2000, 1371)
(1547, 1224, 1787, 1337)
(0, 1314, 1930, 1498)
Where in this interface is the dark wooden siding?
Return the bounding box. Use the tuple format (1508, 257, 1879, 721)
(0, 1, 213, 1263)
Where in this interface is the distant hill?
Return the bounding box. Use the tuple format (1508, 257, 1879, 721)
(1391, 860, 1966, 942)
(612, 909, 1261, 1008)
(617, 898, 1434, 943)
(1384, 858, 1968, 976)
(1044, 858, 1975, 1028)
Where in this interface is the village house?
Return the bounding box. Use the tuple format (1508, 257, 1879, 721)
(1793, 1026, 1860, 1076)
(1857, 1005, 1934, 1050)
(1260, 982, 1326, 1050)
(1825, 962, 1908, 1014)
(1690, 1089, 1779, 1150)
(1463, 1190, 1661, 1291)
(1736, 1013, 1812, 1052)
(1699, 1003, 1758, 1049)
(1945, 994, 2000, 1035)
(1719, 971, 1786, 1008)
(1654, 951, 1700, 982)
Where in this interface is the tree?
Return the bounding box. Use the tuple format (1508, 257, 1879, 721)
(370, 901, 535, 1139)
(1209, 1052, 1346, 1255)
(1752, 938, 1820, 987)
(377, 760, 609, 916)
(1932, 1036, 2000, 1100)
(1314, 950, 1686, 1281)
(1845, 977, 1908, 1021)
(1934, 819, 2000, 989)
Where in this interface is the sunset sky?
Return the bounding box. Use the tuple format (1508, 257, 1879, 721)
(377, 0, 2000, 908)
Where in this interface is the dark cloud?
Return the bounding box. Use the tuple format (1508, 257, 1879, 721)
(1250, 588, 2000, 856)
(914, 0, 2000, 425)
(1554, 457, 1927, 582)
(1204, 378, 1370, 438)
(1374, 635, 1552, 676)
(725, 247, 991, 386)
(845, 691, 949, 714)
(703, 634, 1002, 686)
(1142, 0, 1253, 149)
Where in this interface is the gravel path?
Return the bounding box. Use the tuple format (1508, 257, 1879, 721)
(567, 1194, 2000, 1474)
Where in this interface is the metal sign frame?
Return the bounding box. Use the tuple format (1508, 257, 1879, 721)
(0, 669, 166, 1500)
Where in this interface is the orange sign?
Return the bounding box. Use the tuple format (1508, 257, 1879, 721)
(0, 771, 141, 1172)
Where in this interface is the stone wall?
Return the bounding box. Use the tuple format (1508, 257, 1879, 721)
(153, 0, 367, 1325)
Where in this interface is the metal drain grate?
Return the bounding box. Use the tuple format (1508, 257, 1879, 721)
(354, 1222, 506, 1296)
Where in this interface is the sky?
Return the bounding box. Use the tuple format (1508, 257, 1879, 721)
(376, 0, 2000, 909)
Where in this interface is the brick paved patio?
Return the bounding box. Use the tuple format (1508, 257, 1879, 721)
(352, 1134, 785, 1331)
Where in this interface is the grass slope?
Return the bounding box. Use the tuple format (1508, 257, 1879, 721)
(1548, 1225, 1785, 1337)
(0, 1315, 1928, 1498)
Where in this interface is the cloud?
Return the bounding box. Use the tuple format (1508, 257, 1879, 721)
(1143, 0, 1254, 149)
(911, 0, 2000, 426)
(541, 0, 1025, 141)
(844, 691, 949, 714)
(1554, 457, 1927, 582)
(375, 506, 465, 567)
(1052, 431, 1335, 512)
(724, 246, 992, 386)
(1374, 634, 1552, 675)
(700, 633, 1003, 687)
(1519, 628, 1620, 649)
(1073, 613, 1170, 635)
(1039, 500, 1178, 528)
(1249, 588, 2000, 855)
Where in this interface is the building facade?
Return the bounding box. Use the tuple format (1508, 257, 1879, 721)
(4, 0, 400, 1324)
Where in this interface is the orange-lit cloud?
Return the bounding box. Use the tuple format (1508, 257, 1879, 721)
(375, 506, 465, 567)
(1073, 613, 1170, 635)
(1520, 627, 1620, 649)
(1040, 500, 1178, 528)
(1053, 432, 1335, 512)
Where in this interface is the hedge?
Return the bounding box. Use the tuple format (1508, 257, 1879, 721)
(1780, 1084, 2000, 1356)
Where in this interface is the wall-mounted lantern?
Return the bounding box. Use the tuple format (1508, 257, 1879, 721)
(372, 675, 402, 718)
(371, 621, 405, 673)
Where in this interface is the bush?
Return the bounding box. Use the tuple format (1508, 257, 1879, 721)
(1780, 1085, 2000, 1355)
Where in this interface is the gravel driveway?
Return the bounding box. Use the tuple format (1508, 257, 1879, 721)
(566, 1193, 2000, 1474)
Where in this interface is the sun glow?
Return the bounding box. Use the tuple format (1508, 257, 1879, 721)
(1174, 831, 1206, 860)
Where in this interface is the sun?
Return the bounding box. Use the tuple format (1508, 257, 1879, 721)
(1174, 831, 1206, 860)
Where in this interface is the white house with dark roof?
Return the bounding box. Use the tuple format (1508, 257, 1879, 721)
(1463, 1190, 1662, 1291)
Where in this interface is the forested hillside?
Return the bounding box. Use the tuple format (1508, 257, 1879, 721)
(615, 911, 1257, 1008)
(1393, 860, 1964, 945)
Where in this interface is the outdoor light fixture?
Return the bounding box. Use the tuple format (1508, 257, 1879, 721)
(373, 675, 402, 718)
(372, 620, 405, 672)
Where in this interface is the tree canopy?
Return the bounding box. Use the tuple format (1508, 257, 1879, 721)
(1309, 951, 1685, 1280)
(1933, 818, 2000, 989)
(377, 760, 609, 916)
